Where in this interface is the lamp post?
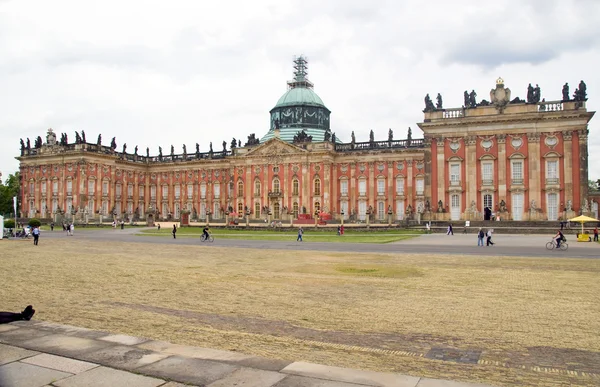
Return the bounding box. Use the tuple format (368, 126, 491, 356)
(340, 210, 345, 226)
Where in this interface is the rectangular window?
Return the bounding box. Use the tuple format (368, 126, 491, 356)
(450, 164, 460, 185)
(512, 161, 523, 183)
(359, 180, 367, 196)
(150, 185, 156, 199)
(377, 179, 385, 195)
(88, 181, 94, 195)
(116, 202, 121, 214)
(416, 179, 424, 195)
(214, 184, 220, 198)
(200, 184, 206, 199)
(29, 182, 34, 194)
(396, 200, 404, 220)
(546, 160, 558, 184)
(139, 185, 144, 198)
(162, 186, 168, 199)
(187, 184, 193, 198)
(116, 184, 121, 196)
(102, 181, 108, 195)
(66, 180, 73, 194)
(396, 178, 404, 195)
(340, 180, 348, 196)
(175, 185, 180, 199)
(41, 182, 47, 194)
(482, 162, 493, 185)
(341, 201, 348, 219)
(378, 202, 385, 220)
(128, 184, 133, 197)
(66, 198, 72, 212)
(53, 181, 59, 194)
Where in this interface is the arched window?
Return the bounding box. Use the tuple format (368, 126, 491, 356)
(314, 178, 321, 195)
(255, 180, 261, 196)
(237, 181, 244, 197)
(274, 203, 280, 219)
(293, 202, 299, 218)
(292, 179, 299, 195)
(238, 202, 244, 217)
(273, 178, 280, 193)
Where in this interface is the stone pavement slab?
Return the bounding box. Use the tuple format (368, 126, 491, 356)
(0, 327, 54, 346)
(223, 355, 292, 372)
(161, 383, 199, 387)
(21, 353, 98, 374)
(281, 361, 421, 387)
(273, 375, 367, 387)
(25, 322, 109, 339)
(136, 355, 238, 385)
(77, 344, 171, 370)
(0, 361, 72, 387)
(416, 378, 493, 387)
(0, 325, 20, 333)
(207, 367, 287, 387)
(0, 343, 39, 365)
(19, 333, 114, 357)
(53, 365, 164, 387)
(98, 333, 149, 346)
(138, 340, 255, 361)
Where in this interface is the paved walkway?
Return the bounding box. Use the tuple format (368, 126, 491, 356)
(34, 228, 600, 259)
(0, 320, 495, 387)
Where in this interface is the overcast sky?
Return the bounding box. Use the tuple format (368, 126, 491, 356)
(1, 0, 599, 182)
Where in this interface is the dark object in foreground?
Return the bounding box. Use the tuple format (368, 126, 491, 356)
(0, 305, 35, 324)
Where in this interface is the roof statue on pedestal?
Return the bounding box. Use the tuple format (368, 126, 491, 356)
(158, 147, 163, 161)
(574, 80, 587, 101)
(46, 129, 57, 146)
(562, 83, 570, 101)
(75, 132, 81, 144)
(231, 138, 237, 149)
(81, 130, 86, 143)
(170, 145, 174, 156)
(146, 147, 149, 158)
(436, 93, 443, 109)
(110, 137, 116, 149)
(388, 128, 393, 142)
(134, 146, 138, 156)
(469, 90, 477, 107)
(423, 94, 435, 112)
(222, 141, 227, 152)
(97, 134, 102, 146)
(527, 83, 534, 103)
(122, 143, 127, 154)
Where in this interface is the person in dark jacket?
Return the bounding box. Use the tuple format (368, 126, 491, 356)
(172, 224, 177, 239)
(0, 305, 35, 324)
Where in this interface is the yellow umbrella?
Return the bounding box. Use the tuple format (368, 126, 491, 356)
(569, 215, 599, 234)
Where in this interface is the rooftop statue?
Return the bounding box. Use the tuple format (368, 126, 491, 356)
(574, 80, 587, 101)
(436, 93, 443, 109)
(464, 91, 470, 107)
(26, 138, 31, 150)
(423, 94, 435, 112)
(134, 146, 138, 156)
(238, 139, 241, 148)
(231, 138, 237, 149)
(407, 127, 412, 140)
(196, 143, 200, 154)
(293, 129, 312, 143)
(469, 90, 477, 107)
(170, 145, 174, 156)
(388, 128, 393, 142)
(81, 130, 86, 143)
(110, 137, 116, 150)
(222, 141, 227, 152)
(324, 129, 331, 142)
(75, 132, 81, 144)
(97, 134, 102, 146)
(369, 129, 374, 143)
(158, 146, 163, 161)
(122, 143, 127, 154)
(331, 132, 336, 143)
(527, 83, 534, 103)
(351, 131, 356, 144)
(562, 83, 570, 101)
(533, 84, 541, 103)
(209, 142, 213, 153)
(182, 144, 187, 157)
(46, 128, 57, 146)
(19, 138, 25, 155)
(245, 133, 260, 146)
(146, 147, 149, 158)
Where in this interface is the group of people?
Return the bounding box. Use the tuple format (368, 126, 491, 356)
(63, 223, 75, 236)
(477, 228, 494, 246)
(112, 220, 126, 230)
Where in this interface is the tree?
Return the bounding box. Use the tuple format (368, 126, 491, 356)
(0, 172, 20, 217)
(28, 218, 41, 228)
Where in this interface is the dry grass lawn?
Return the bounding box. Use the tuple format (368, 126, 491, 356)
(2, 238, 600, 387)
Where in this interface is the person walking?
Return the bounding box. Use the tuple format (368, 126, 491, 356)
(172, 224, 177, 239)
(69, 223, 74, 236)
(50, 222, 54, 231)
(486, 229, 494, 246)
(477, 228, 484, 246)
(337, 225, 341, 236)
(593, 227, 598, 242)
(447, 223, 453, 235)
(120, 220, 125, 230)
(297, 227, 304, 242)
(32, 226, 40, 245)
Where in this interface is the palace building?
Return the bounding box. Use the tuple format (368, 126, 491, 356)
(16, 57, 597, 224)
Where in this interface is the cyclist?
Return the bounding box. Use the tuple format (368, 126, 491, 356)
(202, 226, 210, 241)
(554, 229, 565, 248)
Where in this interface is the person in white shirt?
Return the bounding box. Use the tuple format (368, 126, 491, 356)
(486, 229, 494, 246)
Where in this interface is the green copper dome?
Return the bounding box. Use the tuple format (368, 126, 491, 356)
(274, 87, 326, 108)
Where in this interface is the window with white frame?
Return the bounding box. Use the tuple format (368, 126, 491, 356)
(341, 201, 348, 219)
(377, 179, 385, 195)
(273, 178, 280, 193)
(66, 197, 72, 213)
(237, 181, 243, 197)
(88, 180, 94, 195)
(546, 160, 558, 184)
(116, 183, 122, 196)
(214, 182, 220, 198)
(292, 179, 299, 195)
(200, 183, 206, 198)
(41, 181, 47, 194)
(450, 164, 460, 185)
(396, 177, 404, 195)
(102, 181, 108, 195)
(53, 180, 59, 194)
(29, 182, 34, 194)
(175, 185, 181, 199)
(378, 201, 385, 220)
(340, 180, 348, 196)
(162, 185, 168, 199)
(188, 184, 193, 198)
(511, 160, 523, 183)
(52, 198, 58, 212)
(482, 162, 493, 185)
(416, 179, 424, 195)
(115, 202, 121, 215)
(313, 178, 320, 195)
(150, 185, 156, 199)
(359, 180, 367, 196)
(254, 180, 261, 196)
(128, 184, 133, 197)
(67, 180, 73, 194)
(139, 185, 144, 198)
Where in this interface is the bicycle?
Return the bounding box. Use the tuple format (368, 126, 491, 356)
(200, 233, 214, 242)
(546, 239, 568, 251)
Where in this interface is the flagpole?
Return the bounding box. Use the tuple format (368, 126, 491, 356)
(13, 196, 17, 222)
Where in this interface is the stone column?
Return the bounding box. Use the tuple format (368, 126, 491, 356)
(302, 162, 309, 216)
(407, 160, 413, 210)
(283, 162, 289, 211)
(350, 162, 356, 219)
(332, 163, 338, 220)
(436, 138, 445, 207)
(324, 163, 331, 213)
(465, 136, 477, 211)
(264, 164, 269, 217)
(368, 162, 375, 210)
(387, 161, 394, 220)
(527, 133, 541, 218)
(578, 129, 589, 207)
(497, 134, 507, 202)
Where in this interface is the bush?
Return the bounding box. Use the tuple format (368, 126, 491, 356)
(4, 219, 15, 229)
(28, 218, 41, 228)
